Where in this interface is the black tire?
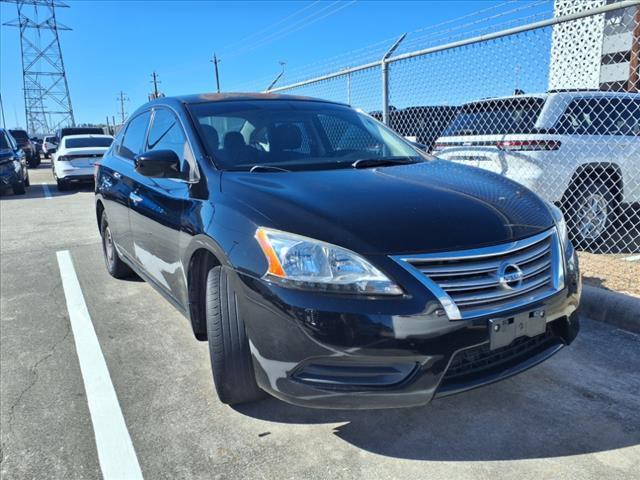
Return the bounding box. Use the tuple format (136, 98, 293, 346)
(100, 212, 134, 279)
(564, 178, 617, 247)
(24, 171, 30, 187)
(12, 180, 26, 195)
(27, 153, 38, 168)
(206, 265, 264, 405)
(56, 178, 68, 191)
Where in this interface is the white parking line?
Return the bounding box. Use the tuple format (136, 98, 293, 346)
(41, 183, 52, 199)
(56, 250, 143, 480)
(622, 255, 640, 262)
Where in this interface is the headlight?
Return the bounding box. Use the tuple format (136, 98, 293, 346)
(550, 204, 568, 248)
(255, 227, 402, 296)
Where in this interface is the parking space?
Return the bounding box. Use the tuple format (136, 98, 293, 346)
(1, 163, 639, 479)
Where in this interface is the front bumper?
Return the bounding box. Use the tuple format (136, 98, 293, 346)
(236, 244, 581, 409)
(0, 164, 21, 190)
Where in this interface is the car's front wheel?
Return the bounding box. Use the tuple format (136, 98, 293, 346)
(205, 265, 264, 406)
(565, 178, 617, 246)
(100, 212, 134, 279)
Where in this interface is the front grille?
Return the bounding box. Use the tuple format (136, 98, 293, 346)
(393, 229, 563, 320)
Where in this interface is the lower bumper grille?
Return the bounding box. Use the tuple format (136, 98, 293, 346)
(442, 327, 557, 384)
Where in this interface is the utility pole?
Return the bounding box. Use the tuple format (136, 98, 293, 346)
(117, 91, 130, 124)
(150, 71, 161, 99)
(210, 53, 221, 93)
(105, 115, 111, 135)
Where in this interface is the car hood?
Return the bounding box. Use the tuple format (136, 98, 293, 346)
(221, 160, 554, 255)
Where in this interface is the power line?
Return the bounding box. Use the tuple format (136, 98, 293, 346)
(224, 1, 357, 60)
(232, 0, 550, 90)
(219, 1, 321, 55)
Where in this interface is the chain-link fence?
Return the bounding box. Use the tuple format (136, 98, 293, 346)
(266, 0, 640, 261)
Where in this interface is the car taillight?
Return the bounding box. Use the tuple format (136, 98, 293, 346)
(57, 155, 69, 161)
(432, 143, 448, 152)
(497, 140, 561, 151)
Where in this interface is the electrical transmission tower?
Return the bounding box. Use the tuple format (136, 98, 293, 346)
(2, 0, 75, 134)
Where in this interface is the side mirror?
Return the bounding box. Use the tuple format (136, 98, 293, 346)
(134, 149, 181, 179)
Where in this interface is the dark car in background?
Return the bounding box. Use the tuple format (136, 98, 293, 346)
(95, 93, 581, 409)
(8, 129, 39, 167)
(1, 128, 30, 195)
(370, 105, 460, 151)
(55, 126, 104, 145)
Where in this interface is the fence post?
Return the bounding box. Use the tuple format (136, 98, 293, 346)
(381, 33, 406, 125)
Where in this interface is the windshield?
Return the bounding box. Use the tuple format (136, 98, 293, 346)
(442, 97, 545, 136)
(9, 130, 29, 142)
(189, 100, 423, 171)
(0, 133, 10, 149)
(65, 137, 113, 148)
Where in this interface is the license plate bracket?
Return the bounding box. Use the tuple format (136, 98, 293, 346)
(489, 310, 546, 350)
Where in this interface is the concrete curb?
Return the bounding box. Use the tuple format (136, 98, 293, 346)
(579, 284, 640, 334)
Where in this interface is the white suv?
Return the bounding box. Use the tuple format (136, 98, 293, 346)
(433, 91, 640, 247)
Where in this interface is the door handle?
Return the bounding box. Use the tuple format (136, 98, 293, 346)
(129, 192, 143, 204)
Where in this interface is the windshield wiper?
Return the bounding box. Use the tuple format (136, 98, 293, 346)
(248, 165, 291, 173)
(351, 157, 417, 169)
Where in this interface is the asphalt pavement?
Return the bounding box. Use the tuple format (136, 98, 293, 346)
(1, 162, 639, 480)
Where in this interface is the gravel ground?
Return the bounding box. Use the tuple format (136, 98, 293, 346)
(578, 252, 640, 298)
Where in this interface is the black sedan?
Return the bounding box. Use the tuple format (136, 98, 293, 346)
(95, 93, 581, 409)
(1, 128, 30, 195)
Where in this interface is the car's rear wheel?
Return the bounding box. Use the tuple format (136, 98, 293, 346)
(24, 170, 30, 187)
(56, 178, 68, 191)
(27, 153, 38, 168)
(100, 212, 134, 279)
(565, 178, 617, 246)
(205, 265, 264, 405)
(12, 179, 26, 195)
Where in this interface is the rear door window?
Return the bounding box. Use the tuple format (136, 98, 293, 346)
(119, 111, 151, 160)
(555, 98, 640, 136)
(443, 97, 545, 136)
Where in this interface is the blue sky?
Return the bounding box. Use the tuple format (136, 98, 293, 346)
(0, 0, 552, 128)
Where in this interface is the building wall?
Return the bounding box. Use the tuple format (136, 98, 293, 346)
(548, 0, 606, 91)
(549, 0, 638, 92)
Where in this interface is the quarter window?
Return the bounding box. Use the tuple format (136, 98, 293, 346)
(119, 111, 151, 159)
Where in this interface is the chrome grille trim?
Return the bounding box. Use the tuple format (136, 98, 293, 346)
(391, 228, 564, 320)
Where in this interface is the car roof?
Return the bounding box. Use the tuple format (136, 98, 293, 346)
(147, 92, 348, 107)
(461, 90, 638, 106)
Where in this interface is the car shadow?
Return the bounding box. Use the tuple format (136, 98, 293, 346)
(233, 323, 639, 461)
(0, 183, 94, 200)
